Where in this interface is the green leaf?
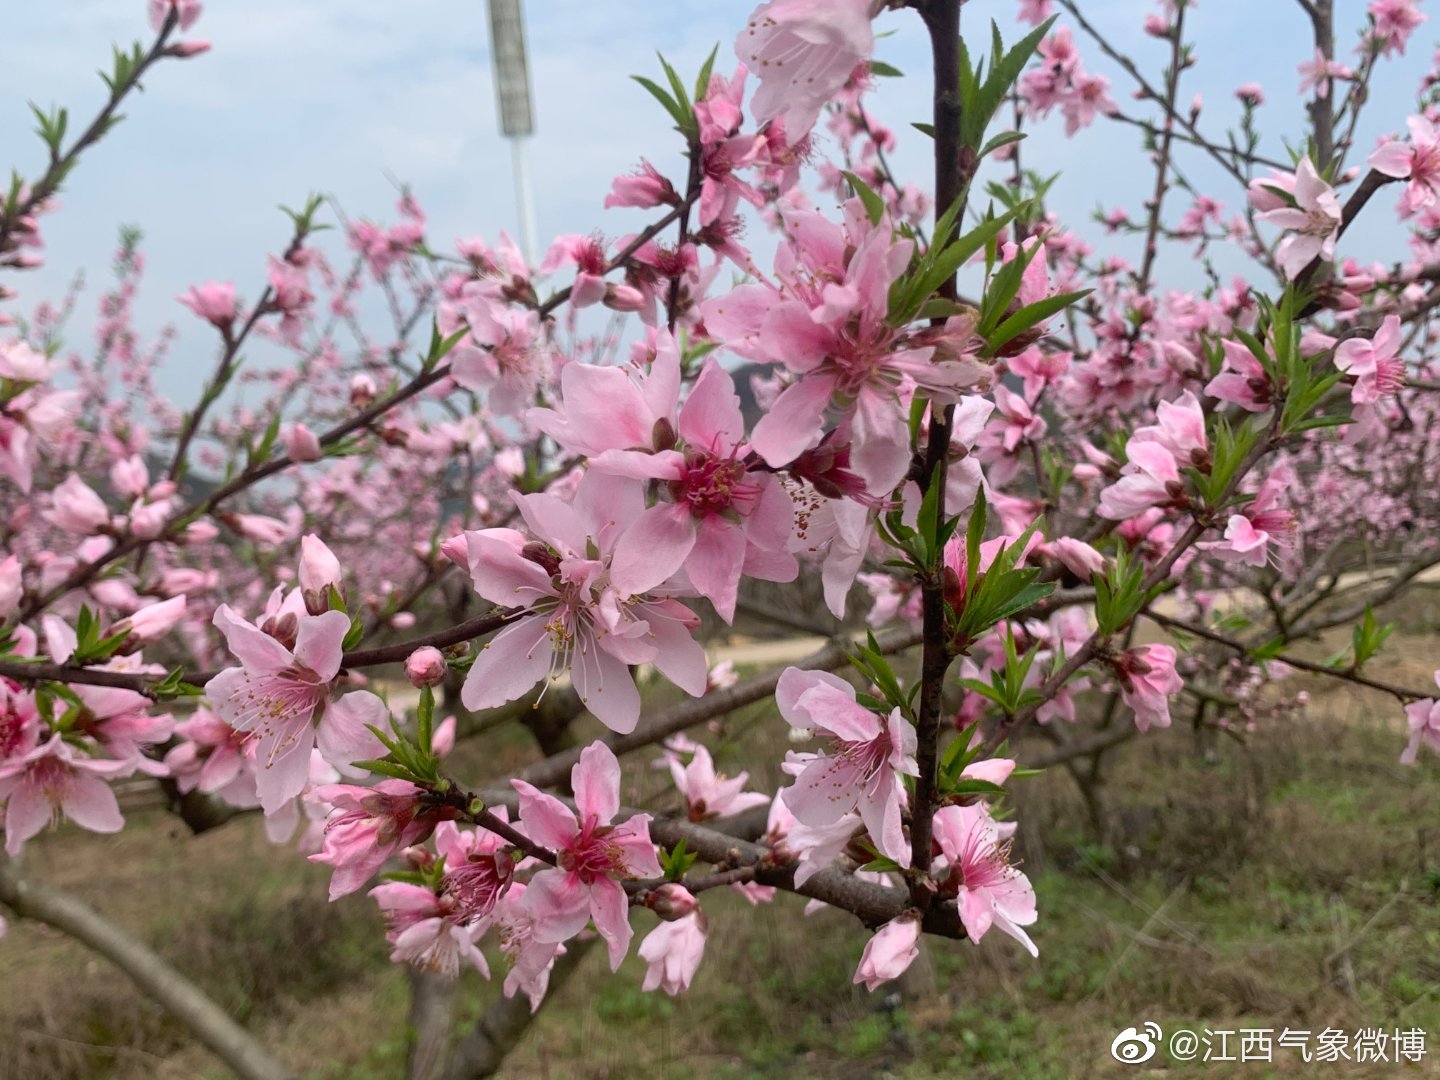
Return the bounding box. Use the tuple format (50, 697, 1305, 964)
(342, 614, 364, 651)
(417, 685, 435, 755)
(630, 75, 692, 134)
(980, 130, 1026, 159)
(841, 170, 886, 226)
(693, 44, 720, 101)
(868, 60, 903, 78)
(984, 288, 1091, 354)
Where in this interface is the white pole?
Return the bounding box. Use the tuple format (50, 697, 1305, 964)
(512, 135, 538, 269)
(487, 0, 537, 269)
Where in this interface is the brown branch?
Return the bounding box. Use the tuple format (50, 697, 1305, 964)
(908, 0, 964, 895)
(0, 16, 179, 253)
(0, 608, 522, 697)
(1144, 611, 1434, 703)
(0, 859, 294, 1080)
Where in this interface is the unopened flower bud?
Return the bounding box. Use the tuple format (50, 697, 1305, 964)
(405, 646, 447, 688)
(285, 422, 322, 462)
(603, 283, 646, 312)
(299, 534, 343, 614)
(165, 40, 212, 59)
(438, 533, 469, 568)
(645, 883, 700, 921)
(350, 374, 377, 408)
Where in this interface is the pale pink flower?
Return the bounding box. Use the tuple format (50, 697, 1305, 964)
(206, 602, 386, 814)
(1296, 49, 1353, 98)
(933, 803, 1038, 957)
(46, 473, 109, 535)
(512, 742, 662, 970)
(639, 911, 708, 995)
(1368, 116, 1440, 214)
(666, 743, 770, 821)
(528, 330, 680, 459)
(1259, 157, 1341, 279)
(1115, 644, 1183, 732)
(308, 779, 435, 899)
(702, 199, 988, 494)
(596, 358, 798, 621)
(369, 881, 488, 979)
(436, 818, 517, 922)
(1401, 674, 1440, 764)
(853, 913, 920, 990)
(176, 281, 236, 329)
(1369, 0, 1426, 56)
(604, 161, 680, 210)
(266, 257, 313, 344)
(539, 234, 608, 308)
(148, 0, 202, 33)
(1098, 391, 1208, 521)
(0, 733, 132, 854)
(162, 708, 257, 805)
(458, 471, 707, 733)
(777, 667, 918, 867)
(1198, 466, 1296, 567)
(1016, 0, 1054, 27)
(1335, 315, 1406, 404)
(478, 883, 562, 1010)
(1206, 338, 1276, 412)
(440, 288, 547, 416)
(0, 339, 53, 382)
(737, 0, 876, 139)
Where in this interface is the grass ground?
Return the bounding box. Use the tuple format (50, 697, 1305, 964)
(3, 612, 1440, 1079)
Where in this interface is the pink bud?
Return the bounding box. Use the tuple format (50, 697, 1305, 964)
(350, 374, 377, 408)
(602, 283, 646, 312)
(46, 474, 110, 535)
(285, 422, 322, 462)
(299, 534, 342, 614)
(128, 500, 173, 539)
(1235, 82, 1265, 107)
(109, 456, 148, 498)
(166, 40, 212, 58)
(853, 914, 921, 991)
(114, 595, 187, 643)
(181, 520, 220, 545)
(405, 646, 447, 688)
(645, 883, 700, 921)
(438, 534, 469, 568)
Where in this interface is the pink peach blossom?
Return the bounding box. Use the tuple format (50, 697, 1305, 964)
(512, 742, 662, 970)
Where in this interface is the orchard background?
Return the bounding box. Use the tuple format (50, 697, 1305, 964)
(2, 1, 1440, 1077)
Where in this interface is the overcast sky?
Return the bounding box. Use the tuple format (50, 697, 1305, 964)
(2, 0, 1432, 404)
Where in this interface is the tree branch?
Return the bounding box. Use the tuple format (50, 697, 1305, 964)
(0, 859, 294, 1080)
